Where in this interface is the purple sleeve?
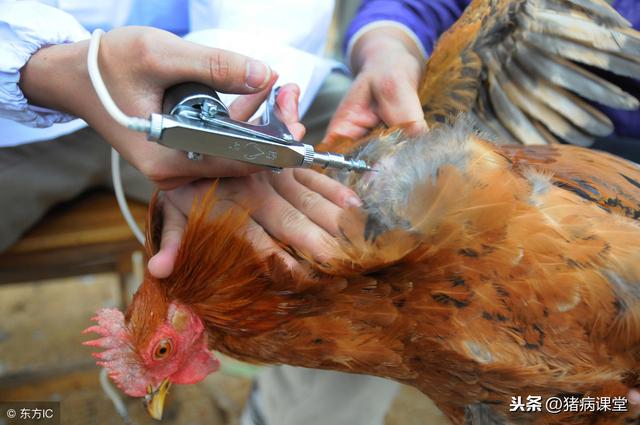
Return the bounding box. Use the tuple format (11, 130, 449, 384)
(597, 0, 640, 139)
(611, 0, 640, 26)
(344, 0, 471, 57)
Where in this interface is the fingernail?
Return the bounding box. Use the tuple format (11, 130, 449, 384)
(286, 91, 297, 116)
(246, 60, 271, 89)
(345, 195, 363, 208)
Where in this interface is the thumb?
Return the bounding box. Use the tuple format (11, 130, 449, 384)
(374, 79, 427, 134)
(326, 79, 380, 140)
(147, 196, 187, 278)
(274, 83, 306, 141)
(169, 40, 273, 93)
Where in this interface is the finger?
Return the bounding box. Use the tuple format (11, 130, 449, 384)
(293, 169, 362, 209)
(215, 177, 337, 263)
(147, 195, 188, 278)
(275, 83, 301, 124)
(270, 171, 343, 235)
(240, 209, 300, 270)
(242, 83, 305, 139)
(326, 78, 380, 140)
(165, 182, 301, 269)
(142, 145, 263, 189)
(251, 192, 336, 263)
(286, 122, 306, 141)
(152, 175, 196, 190)
(373, 76, 427, 133)
(229, 81, 305, 140)
(206, 197, 300, 269)
(274, 84, 306, 140)
(228, 73, 278, 121)
(169, 39, 273, 92)
(163, 181, 200, 214)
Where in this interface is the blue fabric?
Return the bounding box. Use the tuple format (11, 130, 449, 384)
(346, 0, 640, 140)
(595, 0, 640, 139)
(612, 0, 640, 26)
(125, 1, 189, 36)
(345, 0, 469, 57)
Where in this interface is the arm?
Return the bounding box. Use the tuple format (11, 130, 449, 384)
(3, 2, 274, 187)
(0, 1, 89, 127)
(19, 26, 276, 188)
(326, 0, 470, 140)
(3, 3, 360, 278)
(344, 0, 471, 59)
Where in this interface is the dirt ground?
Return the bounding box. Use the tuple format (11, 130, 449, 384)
(0, 274, 450, 425)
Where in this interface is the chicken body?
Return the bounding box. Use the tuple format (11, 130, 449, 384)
(138, 121, 638, 424)
(86, 0, 640, 423)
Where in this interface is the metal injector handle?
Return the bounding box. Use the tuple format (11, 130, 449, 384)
(147, 83, 374, 173)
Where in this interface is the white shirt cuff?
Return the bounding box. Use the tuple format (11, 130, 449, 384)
(0, 1, 90, 128)
(345, 21, 427, 71)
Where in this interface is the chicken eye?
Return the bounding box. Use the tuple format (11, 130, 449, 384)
(153, 339, 173, 360)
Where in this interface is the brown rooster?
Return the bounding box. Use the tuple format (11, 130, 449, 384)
(85, 0, 640, 423)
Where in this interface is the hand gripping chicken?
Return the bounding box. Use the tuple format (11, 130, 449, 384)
(85, 0, 640, 423)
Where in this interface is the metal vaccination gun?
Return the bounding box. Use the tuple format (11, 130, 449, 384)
(147, 83, 373, 173)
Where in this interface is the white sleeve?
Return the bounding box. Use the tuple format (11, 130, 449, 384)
(0, 1, 90, 128)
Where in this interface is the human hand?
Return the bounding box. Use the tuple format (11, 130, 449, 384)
(20, 26, 276, 189)
(326, 26, 428, 141)
(152, 167, 361, 277)
(148, 84, 361, 278)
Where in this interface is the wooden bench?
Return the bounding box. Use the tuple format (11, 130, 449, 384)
(0, 190, 147, 307)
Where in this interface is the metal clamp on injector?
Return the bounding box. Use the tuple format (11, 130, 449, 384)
(147, 82, 373, 173)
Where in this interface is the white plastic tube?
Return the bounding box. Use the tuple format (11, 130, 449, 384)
(87, 29, 151, 133)
(87, 28, 147, 245)
(111, 149, 145, 245)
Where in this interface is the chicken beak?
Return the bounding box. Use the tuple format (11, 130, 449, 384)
(144, 378, 171, 420)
